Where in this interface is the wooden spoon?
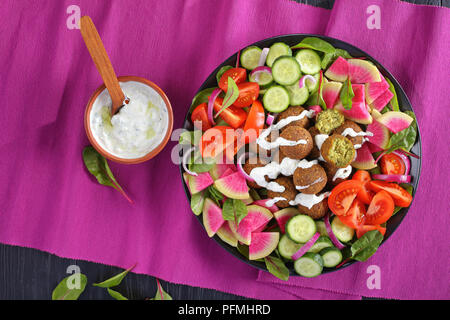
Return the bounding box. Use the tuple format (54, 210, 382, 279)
(80, 16, 126, 115)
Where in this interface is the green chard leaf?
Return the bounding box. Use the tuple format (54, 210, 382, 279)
(321, 48, 352, 69)
(215, 77, 239, 117)
(52, 273, 87, 300)
(222, 198, 235, 221)
(190, 87, 218, 113)
(83, 146, 133, 204)
(222, 198, 248, 224)
(150, 279, 173, 300)
(350, 230, 384, 262)
(93, 264, 135, 288)
(190, 191, 206, 216)
(216, 65, 233, 84)
(107, 288, 128, 300)
(291, 37, 336, 54)
(386, 112, 417, 153)
(206, 185, 224, 205)
(264, 256, 289, 281)
(385, 78, 399, 112)
(340, 78, 355, 110)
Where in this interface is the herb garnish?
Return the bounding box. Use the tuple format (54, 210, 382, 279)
(340, 78, 355, 110)
(291, 37, 336, 54)
(214, 77, 239, 117)
(349, 230, 384, 261)
(52, 273, 87, 300)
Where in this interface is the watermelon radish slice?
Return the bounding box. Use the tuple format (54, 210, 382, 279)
(220, 167, 236, 179)
(251, 199, 279, 213)
(214, 171, 249, 200)
(183, 172, 191, 194)
(366, 115, 390, 149)
(351, 143, 377, 170)
(202, 198, 225, 237)
(348, 59, 381, 83)
(273, 207, 300, 233)
(209, 163, 237, 180)
(367, 142, 384, 153)
(335, 100, 373, 125)
(229, 205, 273, 245)
(322, 81, 342, 109)
(188, 172, 214, 194)
(365, 76, 389, 104)
(369, 89, 394, 112)
(249, 232, 279, 260)
(324, 56, 348, 82)
(216, 221, 238, 247)
(241, 195, 254, 205)
(352, 84, 365, 103)
(377, 111, 414, 133)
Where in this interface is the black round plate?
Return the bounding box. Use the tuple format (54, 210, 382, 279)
(180, 34, 422, 276)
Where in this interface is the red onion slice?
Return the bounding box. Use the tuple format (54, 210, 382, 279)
(207, 88, 222, 125)
(258, 48, 270, 67)
(393, 151, 411, 175)
(237, 152, 254, 181)
(250, 66, 272, 83)
(324, 212, 346, 249)
(182, 147, 198, 177)
(299, 74, 317, 89)
(292, 232, 320, 260)
(266, 113, 275, 126)
(372, 174, 411, 183)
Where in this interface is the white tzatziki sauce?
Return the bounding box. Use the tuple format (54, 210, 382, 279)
(332, 165, 352, 181)
(90, 81, 169, 159)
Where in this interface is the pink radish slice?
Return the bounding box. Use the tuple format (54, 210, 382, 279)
(207, 88, 222, 125)
(266, 114, 275, 126)
(252, 199, 279, 213)
(324, 213, 345, 249)
(292, 232, 320, 260)
(308, 105, 322, 116)
(393, 151, 411, 175)
(372, 174, 411, 183)
(182, 147, 198, 176)
(299, 75, 317, 89)
(237, 152, 254, 181)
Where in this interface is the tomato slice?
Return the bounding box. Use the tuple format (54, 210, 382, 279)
(352, 170, 371, 184)
(200, 126, 236, 159)
(380, 153, 406, 175)
(356, 225, 386, 239)
(191, 103, 212, 131)
(213, 97, 247, 129)
(328, 180, 363, 216)
(352, 170, 375, 205)
(367, 180, 412, 207)
(242, 100, 265, 144)
(365, 190, 395, 225)
(233, 82, 260, 108)
(218, 68, 247, 92)
(338, 198, 366, 229)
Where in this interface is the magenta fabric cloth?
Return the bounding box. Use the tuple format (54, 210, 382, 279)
(0, 0, 448, 300)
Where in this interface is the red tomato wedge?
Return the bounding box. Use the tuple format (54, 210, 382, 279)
(365, 190, 395, 225)
(380, 153, 406, 175)
(233, 82, 260, 108)
(242, 100, 265, 144)
(213, 97, 247, 129)
(191, 103, 212, 131)
(352, 170, 375, 205)
(218, 68, 247, 92)
(200, 126, 236, 159)
(328, 180, 363, 216)
(367, 180, 413, 208)
(338, 198, 366, 229)
(356, 225, 386, 239)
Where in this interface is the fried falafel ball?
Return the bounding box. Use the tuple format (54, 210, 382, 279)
(315, 109, 345, 135)
(293, 164, 328, 194)
(322, 161, 351, 187)
(243, 156, 268, 189)
(307, 126, 322, 159)
(334, 120, 364, 148)
(321, 134, 356, 168)
(276, 106, 310, 131)
(279, 126, 313, 160)
(297, 198, 329, 220)
(267, 176, 297, 208)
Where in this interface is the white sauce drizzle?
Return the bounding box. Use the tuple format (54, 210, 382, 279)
(295, 177, 324, 190)
(289, 192, 330, 209)
(341, 128, 374, 138)
(332, 165, 352, 181)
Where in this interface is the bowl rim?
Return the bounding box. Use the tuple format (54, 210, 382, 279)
(84, 75, 174, 164)
(180, 33, 422, 275)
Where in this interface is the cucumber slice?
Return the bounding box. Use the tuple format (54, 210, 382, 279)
(286, 214, 317, 243)
(307, 236, 333, 253)
(285, 81, 309, 105)
(320, 247, 343, 268)
(272, 56, 302, 86)
(294, 252, 323, 277)
(240, 46, 262, 70)
(315, 220, 328, 236)
(278, 234, 304, 260)
(262, 85, 290, 113)
(306, 73, 320, 93)
(331, 216, 355, 243)
(249, 71, 273, 88)
(266, 42, 292, 67)
(295, 49, 322, 75)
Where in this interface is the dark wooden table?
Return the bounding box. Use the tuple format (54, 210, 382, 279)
(1, 0, 446, 300)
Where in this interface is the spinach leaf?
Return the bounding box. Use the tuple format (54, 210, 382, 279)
(321, 48, 352, 69)
(385, 77, 399, 112)
(107, 288, 128, 300)
(222, 198, 248, 224)
(386, 112, 417, 153)
(179, 130, 202, 146)
(82, 146, 133, 204)
(222, 198, 235, 221)
(52, 273, 87, 300)
(215, 77, 239, 117)
(188, 162, 215, 173)
(190, 87, 217, 113)
(264, 255, 289, 281)
(93, 264, 135, 288)
(216, 65, 233, 84)
(207, 185, 224, 205)
(350, 230, 384, 261)
(291, 37, 335, 54)
(150, 279, 173, 300)
(340, 78, 355, 110)
(190, 191, 206, 216)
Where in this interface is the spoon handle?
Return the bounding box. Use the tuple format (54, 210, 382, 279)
(80, 16, 125, 115)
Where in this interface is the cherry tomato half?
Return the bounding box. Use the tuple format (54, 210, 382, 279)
(191, 103, 212, 131)
(380, 153, 406, 175)
(367, 180, 412, 208)
(213, 97, 247, 129)
(218, 68, 247, 92)
(352, 170, 375, 205)
(338, 198, 366, 229)
(233, 82, 260, 108)
(242, 100, 265, 144)
(328, 180, 363, 216)
(365, 190, 395, 225)
(356, 225, 386, 239)
(200, 126, 236, 159)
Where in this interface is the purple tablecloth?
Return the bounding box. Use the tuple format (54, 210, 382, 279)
(0, 0, 448, 299)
